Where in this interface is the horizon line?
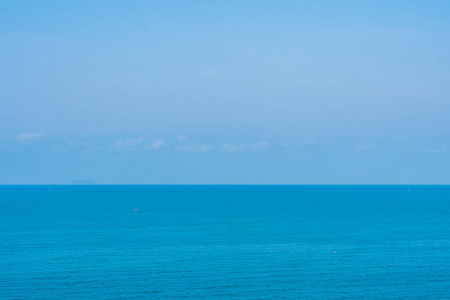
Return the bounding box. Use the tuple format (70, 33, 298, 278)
(1, 183, 449, 186)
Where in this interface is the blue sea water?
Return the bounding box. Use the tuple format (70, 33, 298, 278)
(0, 185, 449, 299)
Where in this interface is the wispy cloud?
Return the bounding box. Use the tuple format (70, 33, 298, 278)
(69, 140, 97, 153)
(177, 135, 187, 141)
(17, 132, 45, 141)
(411, 147, 446, 154)
(249, 141, 269, 151)
(301, 138, 316, 146)
(356, 142, 375, 151)
(147, 139, 164, 150)
(428, 147, 446, 154)
(116, 137, 145, 147)
(220, 143, 247, 153)
(51, 140, 96, 154)
(179, 143, 214, 153)
(283, 138, 315, 148)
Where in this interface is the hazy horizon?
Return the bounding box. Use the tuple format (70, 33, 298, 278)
(1, 1, 449, 184)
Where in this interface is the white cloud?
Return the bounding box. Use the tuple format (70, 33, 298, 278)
(283, 138, 315, 148)
(356, 142, 375, 151)
(411, 147, 446, 154)
(179, 143, 214, 153)
(249, 141, 269, 151)
(177, 135, 187, 141)
(220, 143, 246, 153)
(116, 137, 145, 147)
(51, 140, 96, 154)
(427, 147, 446, 154)
(301, 138, 316, 146)
(147, 139, 164, 150)
(17, 132, 45, 141)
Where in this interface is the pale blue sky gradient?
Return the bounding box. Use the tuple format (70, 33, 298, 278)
(1, 1, 449, 184)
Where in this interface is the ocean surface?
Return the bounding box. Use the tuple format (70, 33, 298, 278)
(0, 185, 449, 299)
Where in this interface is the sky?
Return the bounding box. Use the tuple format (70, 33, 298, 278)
(1, 0, 449, 184)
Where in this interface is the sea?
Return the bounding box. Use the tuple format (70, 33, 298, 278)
(0, 185, 449, 299)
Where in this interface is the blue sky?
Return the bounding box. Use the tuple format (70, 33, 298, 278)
(1, 1, 449, 184)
